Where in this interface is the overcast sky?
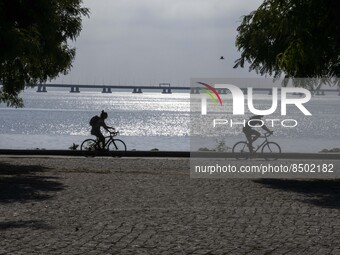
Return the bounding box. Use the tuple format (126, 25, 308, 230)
(53, 0, 263, 86)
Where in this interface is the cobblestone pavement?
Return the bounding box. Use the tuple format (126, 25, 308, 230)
(0, 157, 339, 255)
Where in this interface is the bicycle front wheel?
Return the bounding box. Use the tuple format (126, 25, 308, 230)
(81, 139, 97, 152)
(108, 139, 127, 152)
(261, 142, 281, 160)
(232, 141, 250, 159)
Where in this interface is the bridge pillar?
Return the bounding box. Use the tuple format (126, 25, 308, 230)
(102, 87, 112, 93)
(316, 90, 325, 96)
(162, 88, 172, 94)
(132, 88, 142, 93)
(37, 84, 47, 92)
(190, 88, 200, 94)
(217, 89, 228, 94)
(70, 86, 80, 93)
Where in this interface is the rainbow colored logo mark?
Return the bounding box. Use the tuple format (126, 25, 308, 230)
(197, 82, 223, 106)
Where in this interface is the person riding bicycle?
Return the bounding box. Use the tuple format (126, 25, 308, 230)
(243, 115, 273, 153)
(90, 110, 114, 150)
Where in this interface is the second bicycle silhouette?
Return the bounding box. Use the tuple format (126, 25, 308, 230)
(232, 132, 281, 160)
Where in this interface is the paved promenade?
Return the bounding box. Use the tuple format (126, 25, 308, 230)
(0, 157, 339, 254)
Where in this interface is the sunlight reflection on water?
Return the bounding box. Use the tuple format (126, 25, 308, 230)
(0, 91, 190, 137)
(0, 89, 339, 151)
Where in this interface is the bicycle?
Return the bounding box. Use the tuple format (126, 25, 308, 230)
(232, 132, 281, 160)
(80, 131, 127, 152)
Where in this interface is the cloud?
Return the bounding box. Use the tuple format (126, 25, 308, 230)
(56, 0, 263, 85)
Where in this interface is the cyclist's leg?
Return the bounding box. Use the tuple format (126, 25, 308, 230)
(98, 132, 105, 150)
(243, 130, 253, 153)
(91, 129, 103, 149)
(250, 129, 261, 143)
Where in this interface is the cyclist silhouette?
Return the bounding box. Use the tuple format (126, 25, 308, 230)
(243, 115, 272, 153)
(90, 110, 114, 150)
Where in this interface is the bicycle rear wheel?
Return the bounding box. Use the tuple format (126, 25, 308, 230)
(261, 142, 281, 160)
(81, 139, 97, 152)
(108, 139, 127, 152)
(232, 141, 250, 159)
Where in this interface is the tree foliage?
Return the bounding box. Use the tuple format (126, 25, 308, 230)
(234, 0, 340, 86)
(0, 0, 89, 107)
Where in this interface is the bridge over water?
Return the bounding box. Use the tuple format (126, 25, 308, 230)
(38, 83, 178, 94)
(37, 83, 340, 96)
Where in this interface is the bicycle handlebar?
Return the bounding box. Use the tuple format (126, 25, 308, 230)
(262, 131, 273, 138)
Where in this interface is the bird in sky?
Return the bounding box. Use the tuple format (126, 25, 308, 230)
(220, 56, 224, 60)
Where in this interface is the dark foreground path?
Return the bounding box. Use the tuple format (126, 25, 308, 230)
(0, 157, 339, 255)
